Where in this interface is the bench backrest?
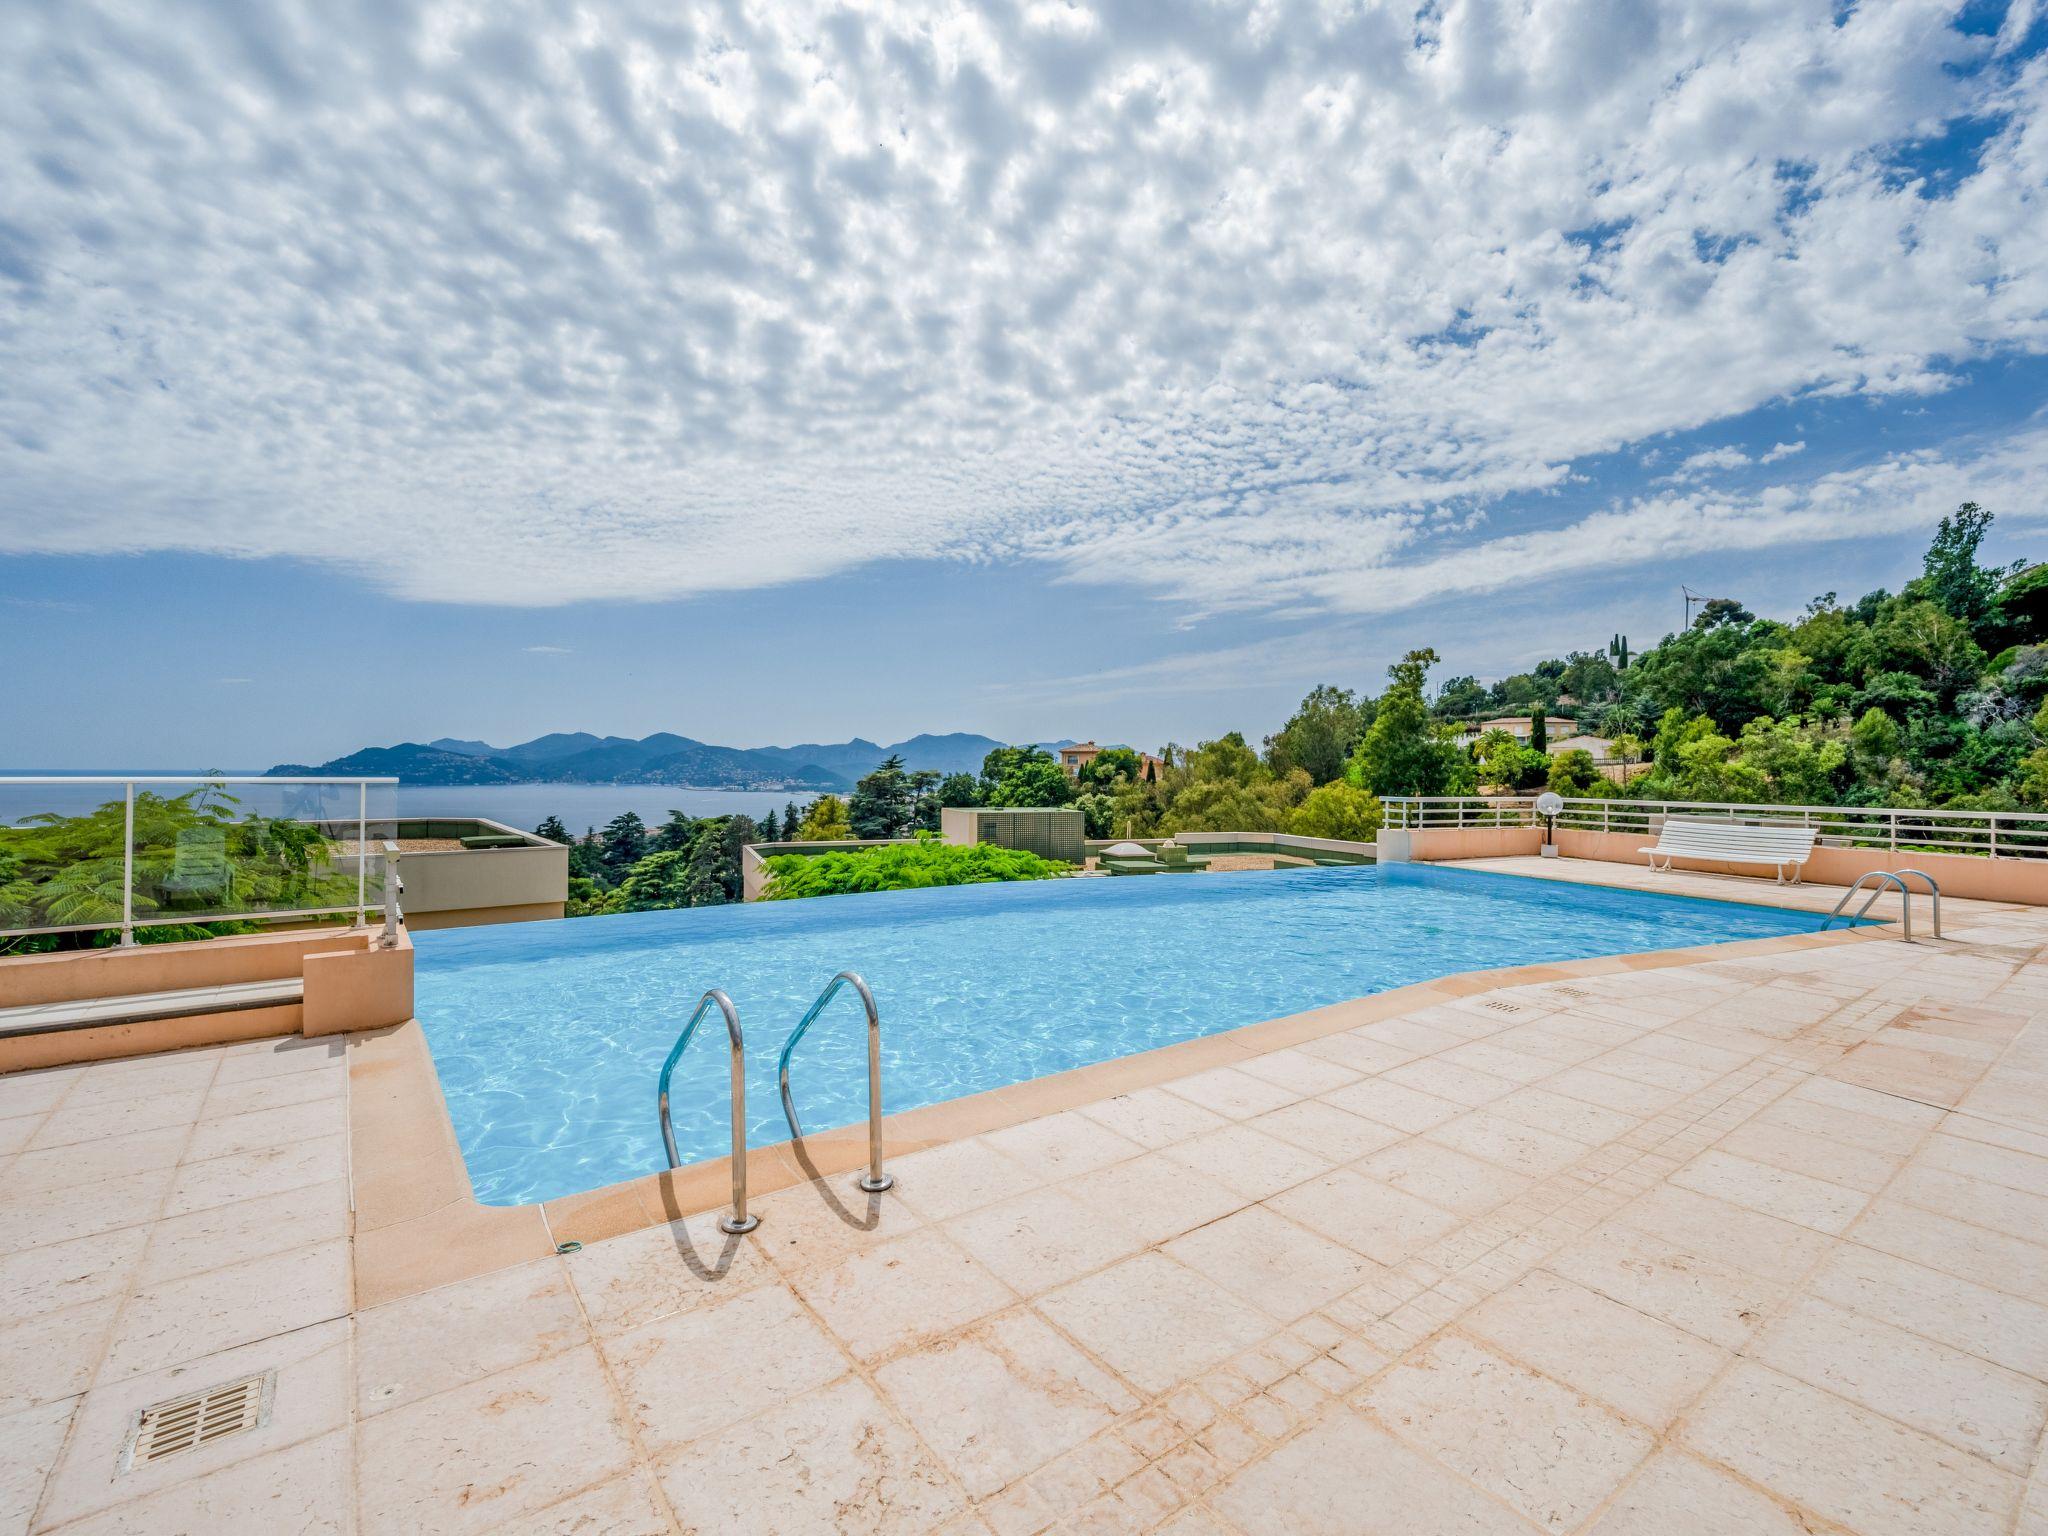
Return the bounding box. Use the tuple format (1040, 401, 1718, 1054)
(1653, 815, 1816, 860)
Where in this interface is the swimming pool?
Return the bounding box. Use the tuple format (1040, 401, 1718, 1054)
(414, 863, 1838, 1205)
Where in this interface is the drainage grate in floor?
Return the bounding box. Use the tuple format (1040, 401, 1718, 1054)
(1481, 998, 1524, 1014)
(121, 1372, 274, 1473)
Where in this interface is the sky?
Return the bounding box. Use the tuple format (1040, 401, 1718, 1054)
(3, 0, 2048, 767)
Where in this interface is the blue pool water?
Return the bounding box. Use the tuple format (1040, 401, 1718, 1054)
(414, 864, 1837, 1205)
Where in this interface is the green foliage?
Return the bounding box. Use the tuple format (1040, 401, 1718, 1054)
(599, 811, 648, 876)
(0, 784, 354, 947)
(1288, 782, 1384, 841)
(1077, 747, 1141, 789)
(1264, 685, 1365, 784)
(760, 836, 1070, 899)
(1546, 749, 1603, 796)
(935, 772, 981, 808)
(796, 794, 853, 840)
(1347, 650, 1473, 796)
(1528, 708, 1548, 755)
(849, 755, 918, 839)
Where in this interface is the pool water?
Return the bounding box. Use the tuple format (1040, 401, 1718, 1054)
(414, 863, 1837, 1205)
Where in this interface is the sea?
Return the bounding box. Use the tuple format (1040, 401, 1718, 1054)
(0, 773, 807, 834)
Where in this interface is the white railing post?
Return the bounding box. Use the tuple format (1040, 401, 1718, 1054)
(121, 780, 135, 947)
(1991, 819, 1999, 859)
(356, 781, 368, 927)
(1889, 811, 1898, 852)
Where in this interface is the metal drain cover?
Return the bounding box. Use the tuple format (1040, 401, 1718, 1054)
(120, 1371, 274, 1473)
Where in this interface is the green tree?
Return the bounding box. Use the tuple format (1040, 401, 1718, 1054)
(652, 810, 695, 852)
(1347, 649, 1472, 796)
(599, 812, 648, 877)
(935, 772, 981, 808)
(848, 755, 916, 840)
(1077, 747, 1141, 789)
(1432, 675, 1489, 719)
(980, 745, 1074, 807)
(796, 795, 852, 840)
(1920, 503, 2016, 632)
(1265, 686, 1365, 784)
(1288, 782, 1384, 842)
(534, 815, 570, 845)
(1529, 708, 1548, 755)
(758, 808, 782, 843)
(1546, 749, 1602, 796)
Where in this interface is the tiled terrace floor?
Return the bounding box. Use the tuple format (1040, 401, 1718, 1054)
(5, 864, 2048, 1533)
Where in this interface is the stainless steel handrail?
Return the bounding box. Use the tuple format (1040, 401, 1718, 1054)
(778, 971, 893, 1195)
(656, 989, 759, 1234)
(1822, 871, 1914, 941)
(1893, 868, 1943, 940)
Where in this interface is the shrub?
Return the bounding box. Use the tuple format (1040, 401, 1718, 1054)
(1288, 783, 1384, 842)
(761, 836, 1070, 899)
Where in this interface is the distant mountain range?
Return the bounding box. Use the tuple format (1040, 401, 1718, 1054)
(266, 731, 1072, 791)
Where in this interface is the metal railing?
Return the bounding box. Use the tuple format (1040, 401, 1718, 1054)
(1821, 869, 1943, 942)
(777, 971, 893, 1195)
(656, 989, 759, 1234)
(0, 776, 400, 944)
(1381, 795, 2048, 859)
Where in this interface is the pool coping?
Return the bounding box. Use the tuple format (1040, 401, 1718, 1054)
(346, 869, 1909, 1308)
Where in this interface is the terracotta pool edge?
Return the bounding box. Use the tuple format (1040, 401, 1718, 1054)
(346, 915, 1895, 1309)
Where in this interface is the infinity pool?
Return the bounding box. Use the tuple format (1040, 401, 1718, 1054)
(414, 863, 1835, 1205)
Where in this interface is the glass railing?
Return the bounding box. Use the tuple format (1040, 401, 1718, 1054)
(0, 776, 399, 947)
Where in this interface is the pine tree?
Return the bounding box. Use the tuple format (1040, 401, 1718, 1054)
(534, 815, 570, 844)
(1530, 708, 1548, 755)
(759, 808, 781, 843)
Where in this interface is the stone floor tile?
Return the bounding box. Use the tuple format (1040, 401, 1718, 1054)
(60, 1056, 216, 1106)
(181, 1095, 347, 1162)
(1074, 1087, 1231, 1150)
(1714, 1118, 1902, 1192)
(655, 1374, 964, 1536)
(476, 1468, 674, 1535)
(984, 1110, 1146, 1181)
(0, 1296, 117, 1416)
(1750, 1295, 2048, 1473)
(1669, 1149, 1868, 1235)
(135, 1175, 351, 1288)
(947, 1185, 1150, 1296)
(566, 1209, 781, 1334)
(1487, 1086, 1639, 1146)
(1360, 1334, 1652, 1533)
(606, 1279, 847, 1453)
(1160, 1122, 1330, 1201)
(1236, 1048, 1365, 1098)
(1809, 1241, 2048, 1381)
(199, 1063, 347, 1120)
(1788, 1073, 1946, 1128)
(1352, 1139, 1532, 1217)
(1681, 1361, 2020, 1536)
(1546, 1223, 1780, 1350)
(1427, 1111, 1591, 1178)
(0, 1166, 175, 1251)
(1383, 1059, 1521, 1110)
(210, 1037, 345, 1083)
(1439, 1042, 1558, 1087)
(1318, 1076, 1465, 1134)
(1588, 1450, 1815, 1534)
(46, 1426, 351, 1536)
(0, 1395, 76, 1534)
(1893, 1162, 2048, 1244)
(1851, 1197, 2048, 1297)
(1542, 1067, 1684, 1118)
(1609, 1182, 1832, 1286)
(875, 1309, 1137, 1498)
(1164, 1206, 1383, 1323)
(1919, 1132, 2048, 1196)
(788, 1226, 1013, 1361)
(5, 1124, 190, 1197)
(1246, 1100, 1404, 1166)
(358, 1256, 587, 1417)
(1299, 1030, 1427, 1076)
(0, 1224, 148, 1327)
(163, 1132, 346, 1217)
(1066, 1151, 1249, 1247)
(1586, 1050, 1717, 1094)
(26, 1090, 208, 1151)
(37, 1316, 349, 1529)
(358, 1346, 638, 1536)
(0, 1066, 81, 1119)
(1266, 1169, 1462, 1266)
(1211, 1402, 1537, 1534)
(1462, 1270, 1729, 1430)
(889, 1138, 1045, 1223)
(100, 1237, 350, 1382)
(1152, 1505, 1241, 1536)
(1036, 1252, 1275, 1396)
(1160, 1066, 1304, 1121)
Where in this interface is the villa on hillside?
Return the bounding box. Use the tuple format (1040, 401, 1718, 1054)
(1059, 741, 1167, 780)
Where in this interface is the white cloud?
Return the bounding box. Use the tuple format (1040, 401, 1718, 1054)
(0, 1, 2043, 612)
(1761, 440, 1806, 463)
(522, 645, 573, 655)
(1670, 446, 1752, 479)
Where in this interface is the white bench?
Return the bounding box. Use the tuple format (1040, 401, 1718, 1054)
(1641, 816, 1816, 884)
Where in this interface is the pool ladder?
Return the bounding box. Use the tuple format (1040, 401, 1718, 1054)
(1820, 869, 1941, 942)
(656, 990, 759, 1234)
(778, 971, 893, 1195)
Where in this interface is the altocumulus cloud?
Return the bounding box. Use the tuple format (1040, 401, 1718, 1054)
(1, 0, 2045, 612)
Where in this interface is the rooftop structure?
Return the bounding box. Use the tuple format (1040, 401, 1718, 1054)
(1060, 741, 1167, 781)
